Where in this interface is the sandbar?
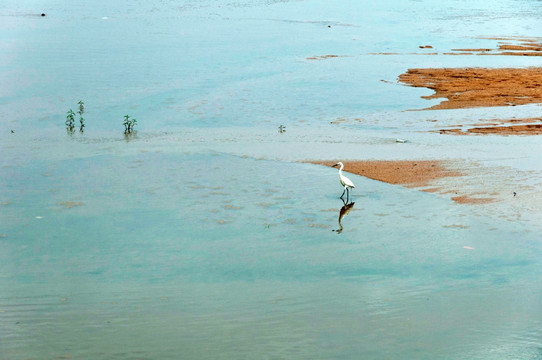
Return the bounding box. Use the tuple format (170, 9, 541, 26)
(398, 67, 542, 110)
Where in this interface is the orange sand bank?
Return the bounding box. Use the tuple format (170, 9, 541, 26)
(398, 67, 542, 110)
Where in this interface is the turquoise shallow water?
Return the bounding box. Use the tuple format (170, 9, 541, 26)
(2, 0, 542, 358)
(2, 152, 542, 359)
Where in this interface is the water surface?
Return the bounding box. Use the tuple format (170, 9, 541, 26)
(2, 0, 542, 358)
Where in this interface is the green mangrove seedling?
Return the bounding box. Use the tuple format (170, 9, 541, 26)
(123, 115, 137, 134)
(78, 100, 85, 116)
(123, 115, 130, 133)
(65, 109, 76, 130)
(77, 100, 85, 131)
(78, 100, 85, 131)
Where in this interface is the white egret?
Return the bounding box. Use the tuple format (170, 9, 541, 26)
(332, 162, 355, 200)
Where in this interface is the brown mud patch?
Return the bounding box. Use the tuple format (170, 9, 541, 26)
(471, 118, 542, 126)
(451, 196, 496, 204)
(306, 55, 344, 60)
(451, 48, 493, 52)
(499, 44, 542, 52)
(438, 117, 542, 135)
(57, 201, 84, 208)
(440, 124, 542, 136)
(398, 67, 542, 110)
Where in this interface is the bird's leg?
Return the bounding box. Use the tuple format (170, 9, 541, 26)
(340, 188, 346, 199)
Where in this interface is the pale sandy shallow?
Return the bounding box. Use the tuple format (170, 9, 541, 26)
(310, 39, 542, 207)
(341, 39, 542, 207)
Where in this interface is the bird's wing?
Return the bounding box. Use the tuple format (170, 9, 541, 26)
(343, 175, 355, 188)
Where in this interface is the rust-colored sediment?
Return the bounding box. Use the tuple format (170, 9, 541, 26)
(451, 196, 495, 204)
(438, 117, 542, 135)
(498, 44, 542, 52)
(306, 55, 341, 60)
(398, 67, 542, 110)
(310, 160, 461, 187)
(473, 118, 542, 126)
(441, 124, 542, 135)
(57, 201, 84, 208)
(451, 48, 493, 52)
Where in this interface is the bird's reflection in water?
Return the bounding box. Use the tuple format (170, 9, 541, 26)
(333, 199, 355, 234)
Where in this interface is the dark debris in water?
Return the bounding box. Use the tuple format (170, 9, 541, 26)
(57, 201, 84, 208)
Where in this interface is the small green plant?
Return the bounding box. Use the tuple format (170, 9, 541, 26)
(78, 100, 85, 116)
(77, 100, 85, 131)
(123, 115, 137, 134)
(123, 115, 130, 133)
(65, 109, 76, 130)
(65, 101, 86, 134)
(79, 116, 85, 131)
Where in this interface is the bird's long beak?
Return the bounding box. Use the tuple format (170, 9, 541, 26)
(332, 163, 339, 168)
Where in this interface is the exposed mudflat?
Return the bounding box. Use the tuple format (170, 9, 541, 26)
(398, 67, 542, 110)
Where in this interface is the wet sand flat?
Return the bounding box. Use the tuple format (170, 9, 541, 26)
(398, 67, 542, 110)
